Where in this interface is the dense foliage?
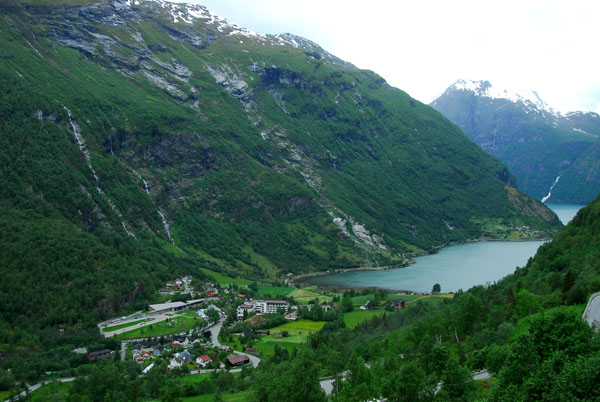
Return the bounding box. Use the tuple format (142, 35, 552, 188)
(0, 0, 566, 396)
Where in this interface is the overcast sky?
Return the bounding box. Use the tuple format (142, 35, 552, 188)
(174, 0, 600, 113)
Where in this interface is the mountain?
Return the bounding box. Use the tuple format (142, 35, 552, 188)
(431, 79, 600, 205)
(0, 0, 561, 371)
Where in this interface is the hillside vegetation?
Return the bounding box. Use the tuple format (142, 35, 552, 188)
(0, 0, 562, 391)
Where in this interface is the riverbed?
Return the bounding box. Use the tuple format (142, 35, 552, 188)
(303, 203, 584, 293)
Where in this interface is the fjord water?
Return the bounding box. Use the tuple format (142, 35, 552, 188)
(305, 204, 584, 293)
(545, 203, 584, 225)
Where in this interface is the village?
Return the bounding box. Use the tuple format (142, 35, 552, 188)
(90, 271, 443, 380)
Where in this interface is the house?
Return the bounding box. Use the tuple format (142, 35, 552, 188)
(181, 337, 193, 348)
(88, 349, 113, 362)
(177, 349, 194, 363)
(196, 355, 211, 368)
(257, 329, 270, 336)
(159, 288, 173, 296)
(321, 304, 332, 312)
(392, 299, 406, 309)
(168, 357, 184, 370)
(227, 354, 250, 367)
(153, 345, 165, 356)
(236, 303, 254, 319)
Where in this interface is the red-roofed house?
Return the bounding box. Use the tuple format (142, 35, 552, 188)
(196, 355, 211, 368)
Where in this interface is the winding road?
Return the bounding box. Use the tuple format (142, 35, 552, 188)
(206, 318, 261, 368)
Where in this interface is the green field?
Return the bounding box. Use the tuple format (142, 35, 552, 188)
(225, 320, 324, 358)
(177, 372, 240, 386)
(343, 310, 386, 328)
(0, 390, 9, 401)
(200, 268, 251, 287)
(182, 391, 250, 402)
(116, 312, 203, 340)
(257, 285, 295, 298)
(103, 318, 153, 332)
(288, 287, 331, 304)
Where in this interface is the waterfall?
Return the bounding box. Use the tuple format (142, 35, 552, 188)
(542, 175, 562, 203)
(64, 106, 136, 239)
(130, 168, 150, 195)
(130, 169, 173, 243)
(157, 209, 174, 244)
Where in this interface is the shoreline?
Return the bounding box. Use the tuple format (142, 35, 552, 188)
(291, 236, 550, 287)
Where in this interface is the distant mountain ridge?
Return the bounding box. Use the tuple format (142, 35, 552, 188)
(431, 79, 600, 204)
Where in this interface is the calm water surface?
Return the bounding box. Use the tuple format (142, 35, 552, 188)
(545, 203, 584, 225)
(305, 204, 584, 293)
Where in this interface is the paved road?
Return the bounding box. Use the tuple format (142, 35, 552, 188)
(206, 318, 261, 368)
(9, 377, 75, 401)
(319, 371, 349, 395)
(583, 293, 600, 329)
(121, 341, 126, 361)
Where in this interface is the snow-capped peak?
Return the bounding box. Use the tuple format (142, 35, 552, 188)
(117, 0, 267, 39)
(451, 79, 558, 116)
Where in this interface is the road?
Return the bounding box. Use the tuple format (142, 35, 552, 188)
(9, 377, 75, 401)
(206, 318, 261, 368)
(583, 292, 600, 329)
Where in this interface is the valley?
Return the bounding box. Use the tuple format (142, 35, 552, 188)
(0, 1, 598, 401)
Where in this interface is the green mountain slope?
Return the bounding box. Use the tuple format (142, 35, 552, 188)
(0, 0, 561, 369)
(431, 79, 600, 204)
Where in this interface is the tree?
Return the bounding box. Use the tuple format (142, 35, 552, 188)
(342, 296, 354, 313)
(456, 293, 482, 335)
(440, 358, 473, 400)
(432, 283, 441, 294)
(382, 361, 432, 402)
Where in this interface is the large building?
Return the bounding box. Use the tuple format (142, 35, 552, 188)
(236, 300, 289, 319)
(148, 299, 204, 314)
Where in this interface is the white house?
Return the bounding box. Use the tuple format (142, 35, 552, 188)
(196, 355, 211, 368)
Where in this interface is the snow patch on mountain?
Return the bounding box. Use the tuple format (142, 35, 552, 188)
(451, 79, 559, 116)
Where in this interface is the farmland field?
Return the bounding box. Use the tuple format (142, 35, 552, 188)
(288, 287, 331, 304)
(199, 268, 251, 287)
(343, 310, 386, 328)
(224, 320, 325, 359)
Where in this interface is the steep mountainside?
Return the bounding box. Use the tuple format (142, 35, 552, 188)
(0, 0, 560, 339)
(431, 79, 600, 204)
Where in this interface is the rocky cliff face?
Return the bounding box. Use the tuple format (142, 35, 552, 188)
(431, 79, 600, 204)
(0, 1, 561, 281)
